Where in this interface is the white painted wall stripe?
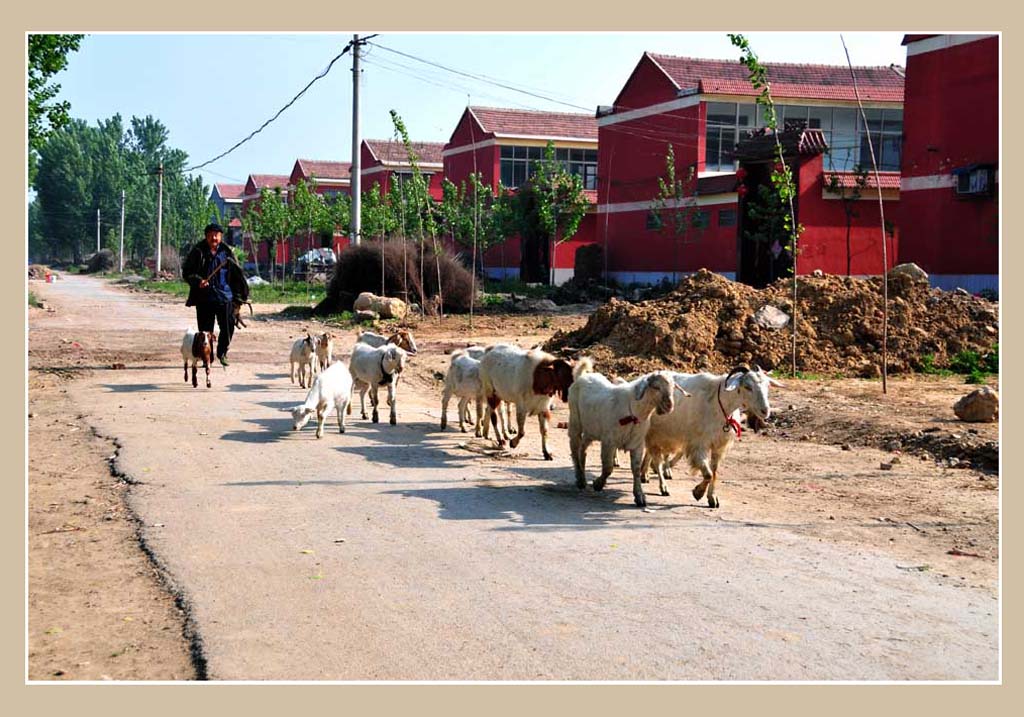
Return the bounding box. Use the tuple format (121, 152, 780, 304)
(905, 34, 997, 57)
(597, 95, 701, 127)
(900, 174, 955, 191)
(441, 139, 497, 157)
(597, 193, 737, 214)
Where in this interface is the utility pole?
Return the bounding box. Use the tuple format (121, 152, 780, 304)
(350, 34, 362, 246)
(119, 189, 126, 272)
(156, 161, 164, 274)
(96, 209, 101, 253)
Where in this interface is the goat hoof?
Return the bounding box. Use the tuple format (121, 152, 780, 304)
(640, 476, 649, 484)
(660, 486, 670, 497)
(192, 380, 198, 388)
(460, 426, 467, 433)
(692, 484, 707, 501)
(543, 451, 553, 461)
(575, 477, 586, 490)
(707, 495, 720, 509)
(509, 436, 522, 449)
(372, 413, 379, 424)
(206, 382, 211, 389)
(593, 477, 606, 492)
(390, 415, 396, 426)
(634, 492, 647, 508)
(315, 431, 323, 439)
(338, 427, 345, 434)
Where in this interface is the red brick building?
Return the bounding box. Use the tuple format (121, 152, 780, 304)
(442, 106, 599, 282)
(240, 174, 290, 268)
(898, 34, 999, 293)
(288, 159, 352, 198)
(597, 53, 904, 284)
(361, 139, 445, 201)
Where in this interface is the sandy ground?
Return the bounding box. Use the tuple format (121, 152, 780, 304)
(27, 274, 999, 681)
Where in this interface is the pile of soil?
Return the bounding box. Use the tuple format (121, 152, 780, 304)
(28, 264, 50, 280)
(546, 268, 999, 378)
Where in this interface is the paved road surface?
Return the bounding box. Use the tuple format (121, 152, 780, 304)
(37, 276, 998, 680)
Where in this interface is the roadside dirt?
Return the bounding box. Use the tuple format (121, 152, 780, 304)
(27, 327, 195, 680)
(27, 277, 999, 679)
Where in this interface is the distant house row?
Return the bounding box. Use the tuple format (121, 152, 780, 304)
(215, 35, 998, 292)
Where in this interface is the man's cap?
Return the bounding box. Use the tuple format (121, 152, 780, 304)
(204, 223, 225, 236)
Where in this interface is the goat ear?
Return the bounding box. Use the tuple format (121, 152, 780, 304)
(633, 377, 648, 401)
(724, 373, 744, 392)
(767, 376, 785, 388)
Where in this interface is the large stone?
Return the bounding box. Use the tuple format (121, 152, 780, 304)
(354, 309, 379, 323)
(353, 291, 377, 312)
(954, 387, 999, 423)
(753, 304, 791, 330)
(890, 262, 929, 282)
(375, 296, 407, 320)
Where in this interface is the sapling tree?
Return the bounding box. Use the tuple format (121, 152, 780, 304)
(650, 143, 706, 283)
(826, 164, 869, 275)
(730, 33, 806, 376)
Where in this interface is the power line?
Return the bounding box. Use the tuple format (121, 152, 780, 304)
(183, 40, 358, 173)
(368, 41, 594, 113)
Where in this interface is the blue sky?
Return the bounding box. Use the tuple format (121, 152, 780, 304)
(52, 32, 908, 189)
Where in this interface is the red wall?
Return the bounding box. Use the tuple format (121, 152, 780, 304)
(599, 202, 738, 276)
(795, 155, 899, 275)
(899, 36, 998, 276)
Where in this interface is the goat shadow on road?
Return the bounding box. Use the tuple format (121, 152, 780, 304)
(380, 483, 667, 531)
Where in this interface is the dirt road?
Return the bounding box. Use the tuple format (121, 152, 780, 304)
(29, 275, 999, 680)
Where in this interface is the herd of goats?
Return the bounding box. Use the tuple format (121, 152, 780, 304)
(181, 325, 784, 509)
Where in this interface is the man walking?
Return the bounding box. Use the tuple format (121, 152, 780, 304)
(183, 223, 248, 367)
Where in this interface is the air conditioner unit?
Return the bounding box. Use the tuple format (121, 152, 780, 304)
(953, 164, 995, 197)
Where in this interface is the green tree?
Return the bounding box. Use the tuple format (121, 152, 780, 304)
(290, 179, 329, 260)
(245, 187, 291, 282)
(650, 143, 706, 283)
(28, 34, 84, 183)
(511, 141, 588, 285)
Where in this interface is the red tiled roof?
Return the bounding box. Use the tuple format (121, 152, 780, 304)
(247, 174, 290, 190)
(228, 218, 242, 227)
(469, 106, 598, 141)
(827, 171, 901, 190)
(736, 128, 829, 161)
(295, 159, 351, 181)
(648, 53, 904, 103)
(214, 183, 245, 200)
(582, 189, 598, 204)
(364, 139, 445, 165)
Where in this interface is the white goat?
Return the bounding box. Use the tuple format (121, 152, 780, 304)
(643, 365, 783, 508)
(180, 328, 215, 389)
(348, 342, 408, 425)
(290, 362, 353, 438)
(479, 344, 574, 461)
(440, 349, 486, 435)
(568, 358, 681, 507)
(451, 345, 515, 437)
(315, 332, 335, 372)
(289, 332, 320, 389)
(356, 328, 418, 355)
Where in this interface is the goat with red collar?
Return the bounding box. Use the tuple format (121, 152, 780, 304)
(568, 357, 682, 508)
(642, 365, 784, 509)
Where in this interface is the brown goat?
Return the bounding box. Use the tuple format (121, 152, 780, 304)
(181, 329, 216, 388)
(532, 358, 575, 402)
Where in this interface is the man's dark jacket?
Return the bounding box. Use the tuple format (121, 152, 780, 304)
(182, 240, 250, 308)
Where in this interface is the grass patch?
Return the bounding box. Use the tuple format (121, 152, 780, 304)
(919, 354, 953, 377)
(28, 291, 41, 308)
(483, 278, 554, 299)
(134, 279, 326, 306)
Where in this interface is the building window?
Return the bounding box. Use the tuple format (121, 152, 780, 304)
(718, 208, 737, 227)
(692, 210, 710, 229)
(720, 102, 904, 174)
(499, 145, 598, 190)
